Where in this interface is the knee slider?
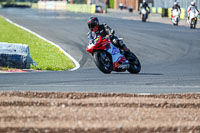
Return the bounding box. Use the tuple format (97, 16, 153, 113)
(112, 37, 118, 44)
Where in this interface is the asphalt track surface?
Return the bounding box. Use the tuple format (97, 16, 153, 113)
(0, 8, 200, 94)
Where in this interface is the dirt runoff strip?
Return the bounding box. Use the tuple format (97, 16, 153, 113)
(0, 92, 200, 133)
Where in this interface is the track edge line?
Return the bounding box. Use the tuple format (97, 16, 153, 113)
(1, 15, 80, 71)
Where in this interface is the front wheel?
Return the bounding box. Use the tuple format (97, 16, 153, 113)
(193, 19, 197, 29)
(93, 51, 113, 74)
(127, 52, 141, 74)
(190, 24, 193, 29)
(175, 21, 179, 26)
(142, 14, 146, 22)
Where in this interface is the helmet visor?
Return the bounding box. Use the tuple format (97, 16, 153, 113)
(88, 22, 98, 30)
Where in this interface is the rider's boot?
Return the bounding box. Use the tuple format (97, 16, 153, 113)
(121, 43, 136, 62)
(113, 38, 137, 62)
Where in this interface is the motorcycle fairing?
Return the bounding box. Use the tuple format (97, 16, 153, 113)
(86, 36, 130, 71)
(189, 9, 198, 23)
(106, 43, 127, 70)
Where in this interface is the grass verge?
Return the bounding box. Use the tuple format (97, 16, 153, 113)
(0, 16, 75, 71)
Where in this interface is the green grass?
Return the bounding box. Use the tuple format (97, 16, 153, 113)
(0, 16, 75, 71)
(0, 66, 9, 71)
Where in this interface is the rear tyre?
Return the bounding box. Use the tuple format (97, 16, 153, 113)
(94, 51, 113, 74)
(127, 52, 141, 74)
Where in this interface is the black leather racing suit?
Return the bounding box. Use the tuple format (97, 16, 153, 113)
(139, 2, 150, 18)
(171, 5, 181, 12)
(141, 2, 150, 11)
(88, 24, 125, 50)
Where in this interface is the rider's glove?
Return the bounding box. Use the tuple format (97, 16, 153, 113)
(104, 35, 111, 40)
(112, 38, 118, 44)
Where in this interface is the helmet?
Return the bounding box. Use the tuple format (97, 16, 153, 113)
(88, 17, 99, 32)
(174, 2, 178, 6)
(191, 1, 195, 6)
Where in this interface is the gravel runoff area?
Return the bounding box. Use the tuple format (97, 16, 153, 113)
(0, 92, 200, 133)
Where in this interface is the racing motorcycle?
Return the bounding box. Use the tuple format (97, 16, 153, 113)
(188, 9, 199, 29)
(86, 35, 141, 74)
(171, 9, 180, 26)
(141, 8, 149, 22)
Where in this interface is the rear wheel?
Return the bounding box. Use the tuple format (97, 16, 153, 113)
(94, 51, 113, 74)
(127, 52, 141, 74)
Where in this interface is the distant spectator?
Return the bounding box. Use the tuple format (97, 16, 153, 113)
(119, 3, 123, 10)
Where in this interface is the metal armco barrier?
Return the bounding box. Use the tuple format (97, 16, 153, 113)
(153, 0, 200, 10)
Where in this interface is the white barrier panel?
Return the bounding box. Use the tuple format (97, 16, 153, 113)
(55, 1, 66, 10)
(38, 1, 66, 10)
(46, 1, 55, 10)
(38, 1, 46, 9)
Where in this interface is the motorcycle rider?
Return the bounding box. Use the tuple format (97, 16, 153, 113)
(171, 1, 181, 16)
(139, 0, 150, 15)
(187, 1, 200, 21)
(87, 17, 135, 60)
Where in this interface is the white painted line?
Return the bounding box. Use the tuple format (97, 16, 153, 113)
(2, 16, 80, 71)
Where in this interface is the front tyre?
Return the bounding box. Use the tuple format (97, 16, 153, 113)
(128, 52, 141, 74)
(142, 14, 146, 22)
(193, 19, 197, 29)
(94, 51, 113, 74)
(190, 24, 193, 29)
(174, 23, 178, 26)
(176, 21, 178, 26)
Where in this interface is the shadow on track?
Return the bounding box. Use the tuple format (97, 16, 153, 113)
(139, 73, 164, 75)
(112, 73, 163, 75)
